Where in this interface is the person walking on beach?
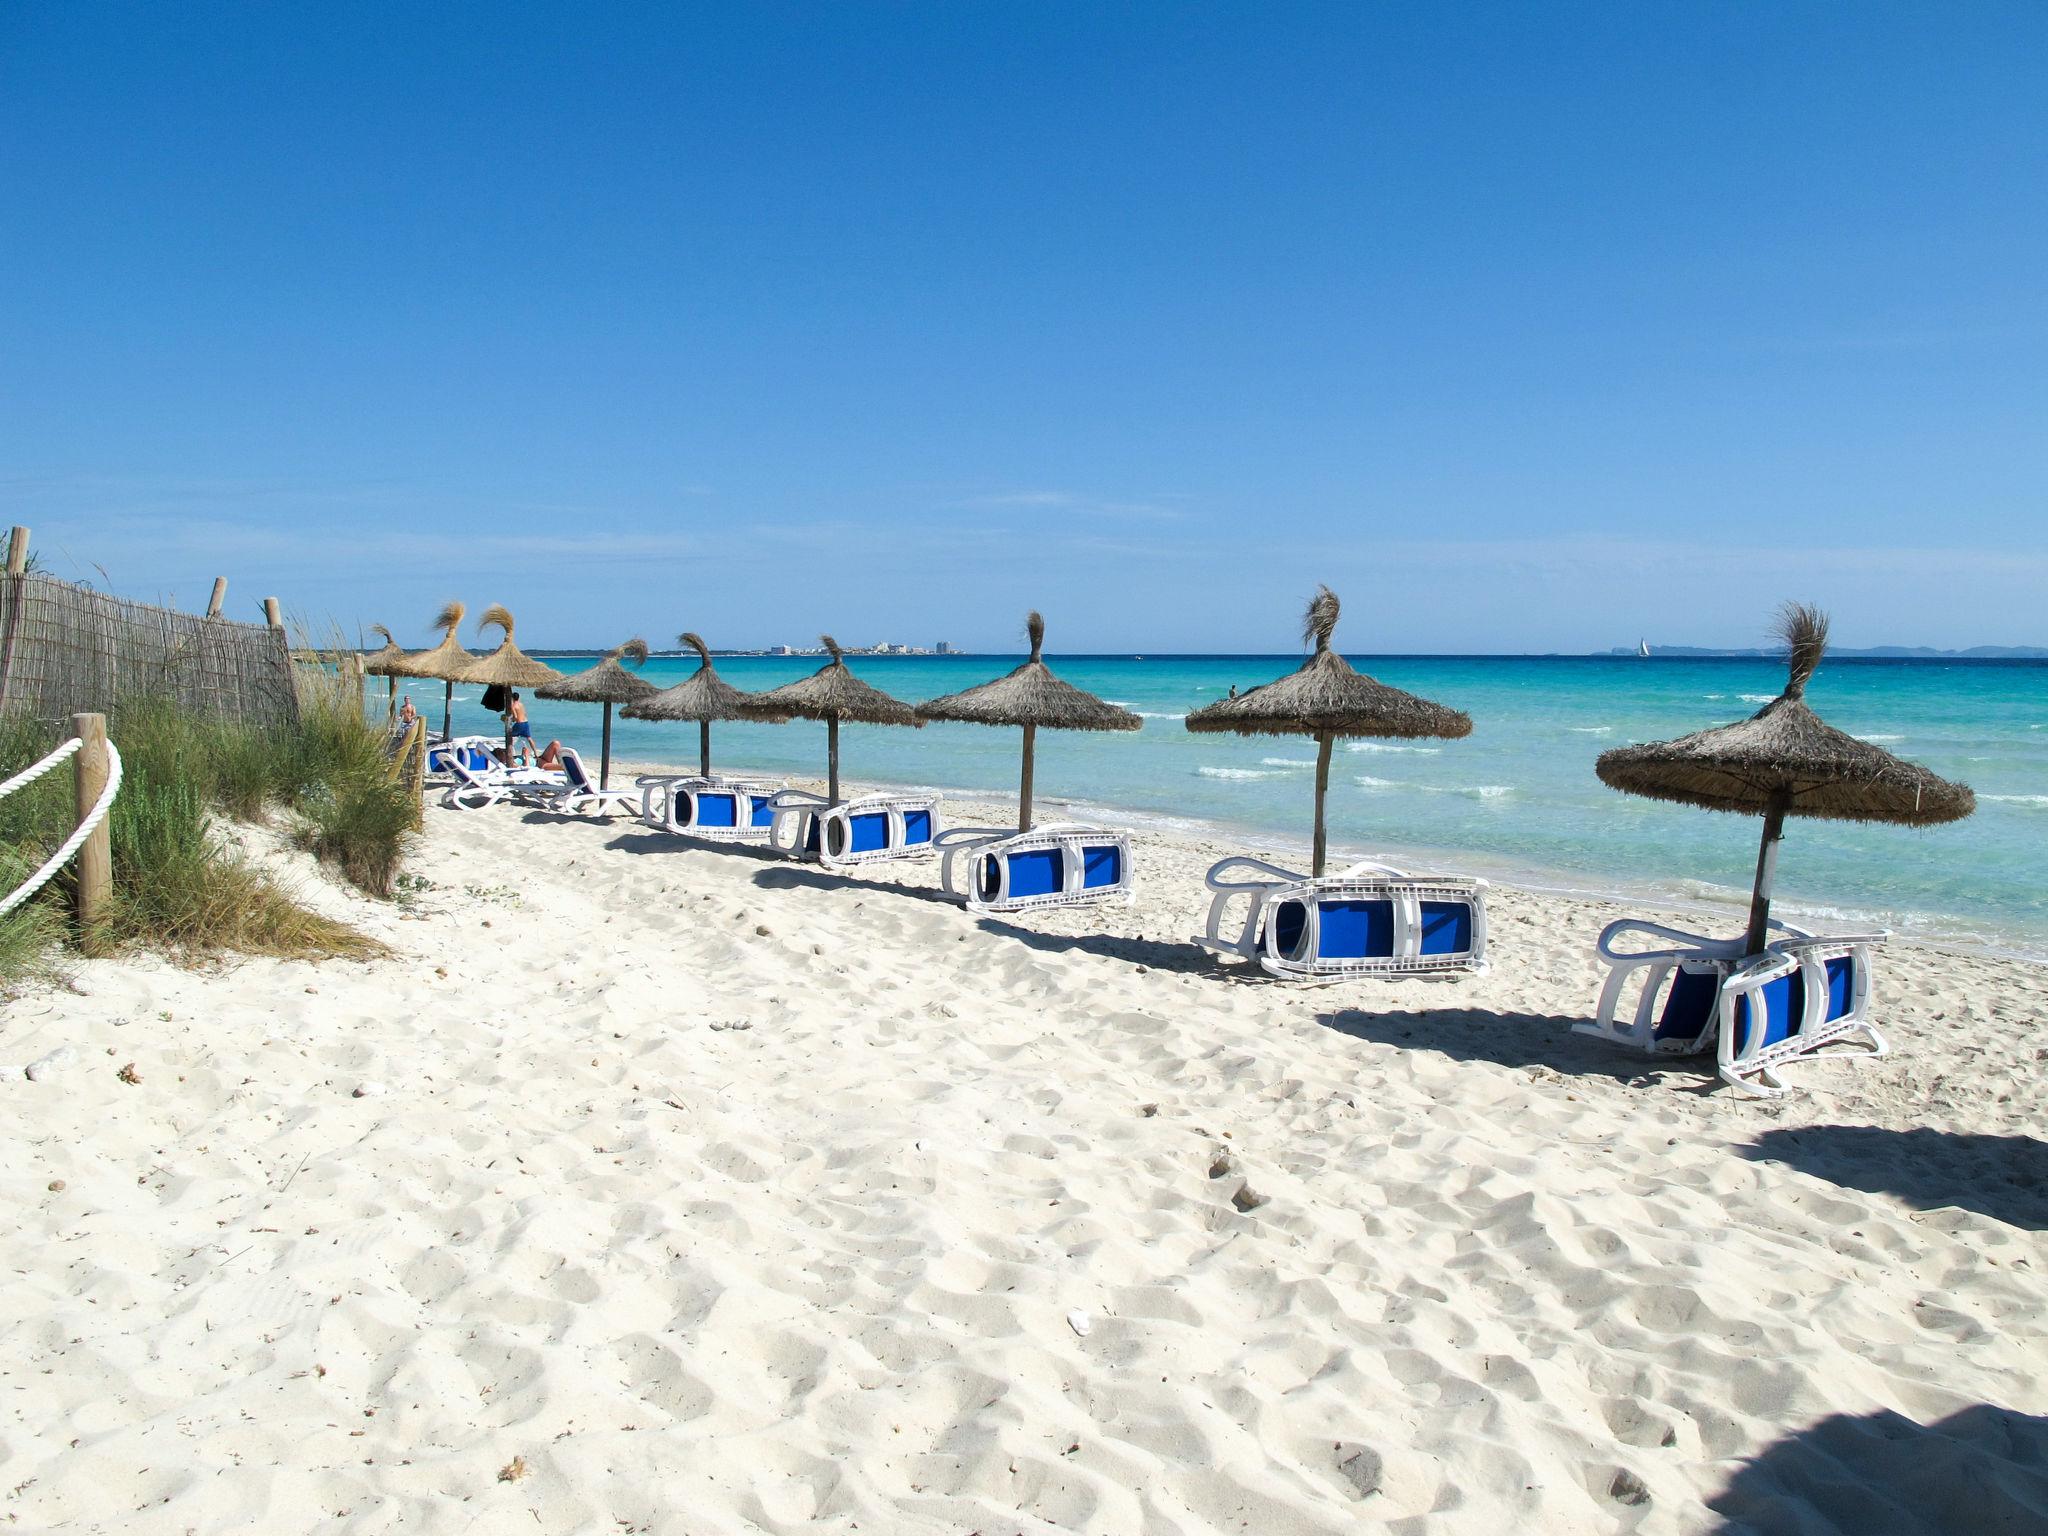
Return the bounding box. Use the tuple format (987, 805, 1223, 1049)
(506, 691, 536, 766)
(397, 695, 418, 732)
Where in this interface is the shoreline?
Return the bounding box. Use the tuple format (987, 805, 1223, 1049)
(611, 753, 2048, 968)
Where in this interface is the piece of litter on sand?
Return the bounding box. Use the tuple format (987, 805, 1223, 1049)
(1067, 1309, 1092, 1337)
(352, 1082, 387, 1099)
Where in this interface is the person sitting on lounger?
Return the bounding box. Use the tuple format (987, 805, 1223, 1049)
(536, 738, 564, 771)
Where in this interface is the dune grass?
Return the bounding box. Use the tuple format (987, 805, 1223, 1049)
(0, 682, 415, 986)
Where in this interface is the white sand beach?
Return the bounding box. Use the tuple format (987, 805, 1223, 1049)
(5, 779, 2045, 1534)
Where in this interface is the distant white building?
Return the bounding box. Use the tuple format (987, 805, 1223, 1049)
(936, 641, 954, 654)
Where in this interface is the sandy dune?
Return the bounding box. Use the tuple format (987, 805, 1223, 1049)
(4, 778, 2045, 1534)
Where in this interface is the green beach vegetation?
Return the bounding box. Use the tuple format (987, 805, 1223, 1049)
(0, 677, 415, 990)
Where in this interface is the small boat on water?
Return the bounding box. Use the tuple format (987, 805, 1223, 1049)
(1637, 638, 1651, 658)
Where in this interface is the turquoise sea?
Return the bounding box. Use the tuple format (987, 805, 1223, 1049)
(419, 654, 2048, 959)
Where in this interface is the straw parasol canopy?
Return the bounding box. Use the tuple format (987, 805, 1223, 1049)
(537, 638, 659, 790)
(391, 601, 479, 739)
(362, 624, 408, 721)
(1597, 603, 1974, 952)
(459, 603, 565, 690)
(458, 604, 565, 762)
(621, 632, 788, 777)
(1186, 586, 1473, 876)
(362, 624, 408, 678)
(750, 635, 923, 803)
(917, 610, 1139, 830)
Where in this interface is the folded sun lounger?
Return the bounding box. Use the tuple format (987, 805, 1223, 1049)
(638, 773, 784, 842)
(1196, 855, 1488, 981)
(767, 789, 940, 868)
(1578, 918, 1887, 1097)
(936, 823, 1135, 914)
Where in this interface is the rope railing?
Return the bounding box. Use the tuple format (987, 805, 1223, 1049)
(0, 734, 123, 917)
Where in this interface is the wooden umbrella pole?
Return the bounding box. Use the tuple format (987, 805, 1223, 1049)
(442, 681, 453, 742)
(1018, 723, 1036, 833)
(827, 716, 840, 805)
(699, 719, 711, 777)
(1311, 730, 1333, 878)
(385, 676, 396, 722)
(1742, 791, 1792, 956)
(600, 702, 614, 790)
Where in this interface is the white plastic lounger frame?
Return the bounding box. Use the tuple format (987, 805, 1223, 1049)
(936, 823, 1136, 914)
(1197, 856, 1488, 982)
(524, 748, 641, 817)
(638, 774, 785, 843)
(1580, 919, 1886, 1097)
(440, 756, 566, 812)
(767, 789, 941, 868)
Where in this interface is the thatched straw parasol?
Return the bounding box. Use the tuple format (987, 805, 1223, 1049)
(620, 631, 787, 777)
(1186, 586, 1472, 876)
(749, 635, 923, 803)
(362, 624, 408, 720)
(459, 604, 566, 760)
(536, 637, 658, 789)
(391, 601, 479, 740)
(917, 611, 1139, 831)
(1597, 603, 1974, 953)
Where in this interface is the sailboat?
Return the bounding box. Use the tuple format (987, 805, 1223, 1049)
(1636, 638, 1651, 658)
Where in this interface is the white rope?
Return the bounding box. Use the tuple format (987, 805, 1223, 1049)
(0, 737, 123, 917)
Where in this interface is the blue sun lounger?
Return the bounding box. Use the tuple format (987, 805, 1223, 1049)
(936, 823, 1136, 914)
(426, 735, 504, 780)
(1197, 856, 1488, 981)
(767, 789, 941, 869)
(1580, 919, 1888, 1096)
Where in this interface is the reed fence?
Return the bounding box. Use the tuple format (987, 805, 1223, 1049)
(0, 528, 300, 731)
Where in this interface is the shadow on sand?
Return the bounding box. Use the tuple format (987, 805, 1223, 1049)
(597, 828, 788, 864)
(1706, 1404, 2048, 1534)
(1742, 1126, 2048, 1232)
(748, 863, 963, 908)
(1315, 1004, 1707, 1086)
(968, 917, 1224, 976)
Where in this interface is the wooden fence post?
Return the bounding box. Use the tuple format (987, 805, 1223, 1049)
(0, 526, 28, 712)
(71, 712, 113, 953)
(263, 597, 283, 628)
(206, 577, 227, 618)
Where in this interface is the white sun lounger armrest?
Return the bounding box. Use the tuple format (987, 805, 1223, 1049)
(1202, 855, 1308, 895)
(1199, 857, 1308, 957)
(935, 827, 1013, 901)
(1594, 917, 1810, 966)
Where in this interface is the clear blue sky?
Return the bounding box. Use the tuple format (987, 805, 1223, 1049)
(2, 3, 2042, 653)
